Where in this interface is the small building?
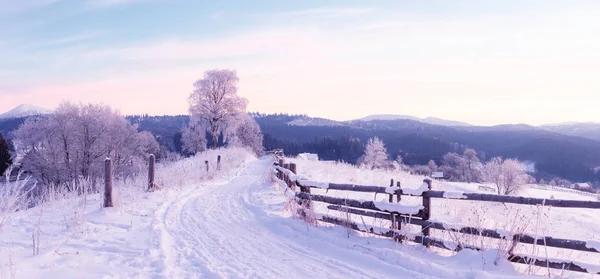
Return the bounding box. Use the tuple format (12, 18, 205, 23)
(432, 171, 444, 179)
(298, 153, 319, 161)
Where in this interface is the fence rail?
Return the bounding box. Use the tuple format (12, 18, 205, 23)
(273, 159, 600, 275)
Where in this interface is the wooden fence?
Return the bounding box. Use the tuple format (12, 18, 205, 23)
(273, 160, 600, 275)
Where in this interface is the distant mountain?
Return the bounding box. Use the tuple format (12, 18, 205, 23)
(0, 104, 52, 119)
(356, 114, 471, 127)
(287, 117, 343, 127)
(541, 122, 600, 142)
(256, 114, 600, 185)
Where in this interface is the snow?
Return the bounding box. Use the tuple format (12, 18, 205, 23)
(586, 240, 600, 252)
(497, 229, 512, 240)
(442, 191, 467, 199)
(385, 186, 400, 194)
(285, 157, 600, 278)
(298, 179, 329, 189)
(0, 104, 52, 119)
(373, 201, 424, 215)
(1, 149, 598, 278)
(403, 181, 430, 196)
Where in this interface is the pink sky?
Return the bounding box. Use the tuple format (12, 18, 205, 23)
(1, 2, 599, 125)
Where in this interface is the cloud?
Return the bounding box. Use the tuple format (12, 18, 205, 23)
(85, 0, 141, 8)
(2, 3, 600, 125)
(272, 7, 376, 19)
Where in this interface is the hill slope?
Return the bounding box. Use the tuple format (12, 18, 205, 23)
(0, 104, 51, 119)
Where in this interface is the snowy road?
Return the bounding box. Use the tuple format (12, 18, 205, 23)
(155, 157, 434, 279)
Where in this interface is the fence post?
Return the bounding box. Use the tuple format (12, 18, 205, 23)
(278, 159, 284, 179)
(283, 163, 290, 188)
(217, 155, 221, 171)
(205, 160, 209, 172)
(104, 158, 113, 207)
(148, 154, 155, 191)
(289, 163, 297, 191)
(421, 178, 433, 247)
(396, 181, 402, 235)
(389, 179, 398, 234)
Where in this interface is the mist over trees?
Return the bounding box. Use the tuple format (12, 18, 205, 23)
(0, 132, 11, 176)
(13, 103, 159, 189)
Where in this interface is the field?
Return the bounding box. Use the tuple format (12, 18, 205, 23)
(1, 150, 599, 278)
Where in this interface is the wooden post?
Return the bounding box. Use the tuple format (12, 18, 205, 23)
(388, 179, 395, 202)
(396, 181, 402, 235)
(421, 178, 433, 246)
(278, 159, 284, 179)
(104, 158, 113, 207)
(283, 163, 290, 188)
(289, 163, 297, 191)
(217, 155, 221, 171)
(148, 154, 155, 191)
(205, 160, 209, 172)
(389, 179, 398, 233)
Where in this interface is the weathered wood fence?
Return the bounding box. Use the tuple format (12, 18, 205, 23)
(103, 153, 222, 207)
(273, 159, 600, 275)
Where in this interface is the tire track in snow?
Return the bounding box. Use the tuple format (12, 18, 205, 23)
(157, 158, 435, 279)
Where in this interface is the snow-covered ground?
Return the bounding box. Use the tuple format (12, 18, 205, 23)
(1, 149, 598, 278)
(288, 158, 600, 278)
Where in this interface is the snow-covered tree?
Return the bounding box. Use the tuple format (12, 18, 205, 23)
(463, 148, 482, 183)
(428, 160, 438, 174)
(439, 152, 465, 181)
(188, 69, 248, 149)
(13, 102, 158, 189)
(482, 157, 527, 195)
(228, 114, 263, 155)
(0, 132, 11, 176)
(181, 119, 207, 155)
(357, 137, 389, 169)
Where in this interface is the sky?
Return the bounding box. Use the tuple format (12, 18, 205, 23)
(0, 0, 599, 126)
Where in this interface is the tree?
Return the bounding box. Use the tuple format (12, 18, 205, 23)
(188, 69, 248, 149)
(357, 137, 389, 169)
(482, 157, 527, 195)
(440, 152, 465, 181)
(428, 160, 438, 174)
(463, 148, 482, 183)
(0, 132, 11, 176)
(228, 114, 264, 155)
(13, 102, 158, 189)
(181, 118, 207, 155)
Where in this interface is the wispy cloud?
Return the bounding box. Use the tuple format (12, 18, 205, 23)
(85, 0, 142, 9)
(272, 7, 375, 19)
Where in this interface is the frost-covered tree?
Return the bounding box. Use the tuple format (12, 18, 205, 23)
(0, 132, 11, 176)
(181, 119, 207, 155)
(428, 160, 438, 174)
(357, 137, 389, 169)
(482, 157, 526, 195)
(463, 148, 482, 183)
(13, 102, 158, 189)
(188, 69, 248, 149)
(440, 152, 465, 181)
(228, 114, 264, 155)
